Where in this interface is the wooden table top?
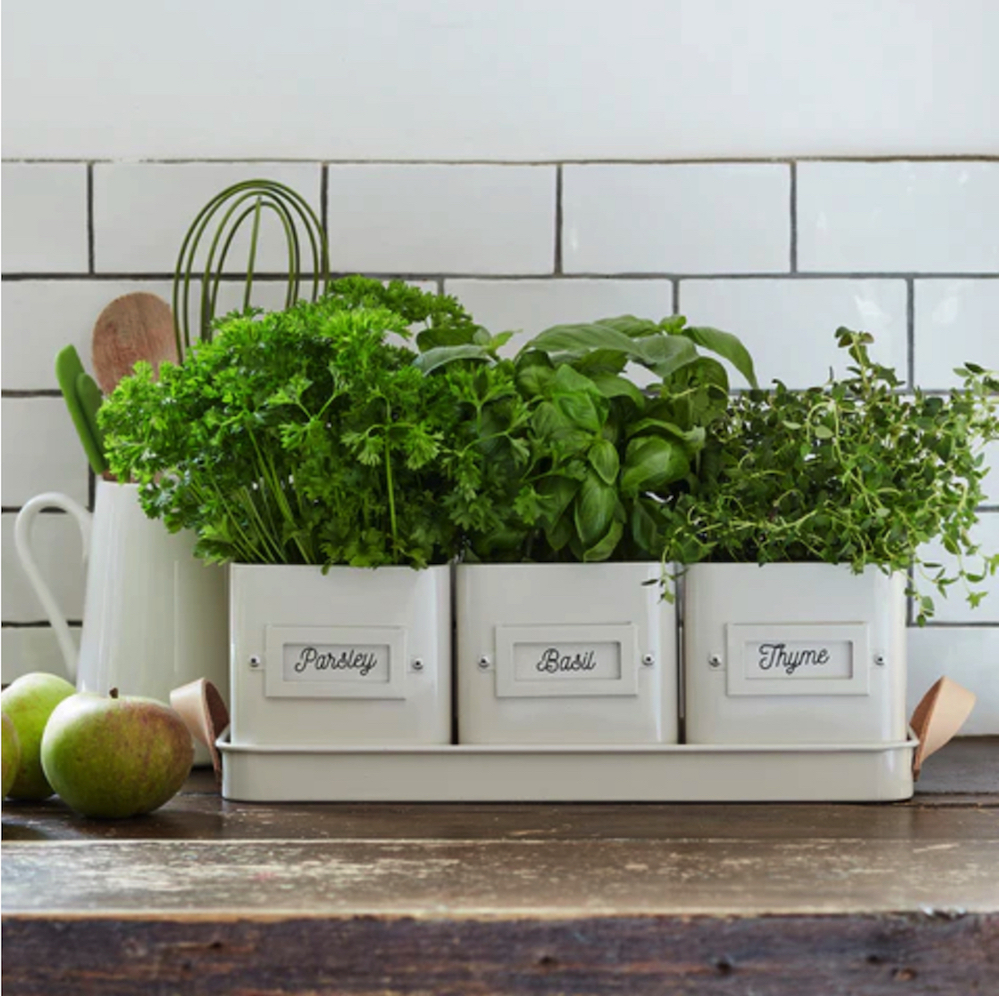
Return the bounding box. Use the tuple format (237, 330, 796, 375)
(3, 737, 997, 995)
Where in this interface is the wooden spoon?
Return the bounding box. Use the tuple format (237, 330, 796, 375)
(92, 292, 178, 394)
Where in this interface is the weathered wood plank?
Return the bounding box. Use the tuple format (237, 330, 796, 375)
(4, 836, 998, 917)
(3, 913, 996, 996)
(5, 794, 998, 844)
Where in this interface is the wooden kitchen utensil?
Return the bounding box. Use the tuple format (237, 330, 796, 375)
(92, 292, 178, 395)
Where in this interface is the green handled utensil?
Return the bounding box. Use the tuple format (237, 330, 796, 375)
(55, 344, 108, 476)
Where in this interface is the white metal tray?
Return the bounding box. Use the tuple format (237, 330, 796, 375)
(218, 735, 919, 803)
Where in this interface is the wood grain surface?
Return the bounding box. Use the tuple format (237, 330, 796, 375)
(2, 738, 997, 995)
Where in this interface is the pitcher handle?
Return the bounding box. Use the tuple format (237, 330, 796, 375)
(14, 492, 93, 682)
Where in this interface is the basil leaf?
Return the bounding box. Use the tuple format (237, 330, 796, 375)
(621, 436, 690, 494)
(630, 499, 663, 556)
(589, 373, 646, 406)
(526, 322, 640, 358)
(537, 475, 578, 525)
(574, 472, 618, 547)
(682, 325, 758, 388)
(556, 392, 602, 433)
(588, 438, 620, 485)
(413, 344, 492, 374)
(583, 519, 624, 562)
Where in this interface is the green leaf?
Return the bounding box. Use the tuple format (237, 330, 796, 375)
(588, 373, 646, 406)
(413, 344, 492, 374)
(636, 335, 700, 379)
(545, 509, 575, 551)
(682, 326, 758, 387)
(583, 519, 624, 562)
(416, 324, 478, 350)
(515, 352, 555, 397)
(551, 362, 604, 398)
(525, 322, 641, 358)
(532, 400, 571, 439)
(588, 438, 620, 485)
(556, 392, 602, 433)
(591, 315, 662, 338)
(537, 475, 579, 525)
(574, 472, 618, 548)
(621, 436, 690, 494)
(626, 418, 704, 448)
(630, 499, 663, 556)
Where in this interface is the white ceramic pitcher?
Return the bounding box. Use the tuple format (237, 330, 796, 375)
(14, 480, 229, 710)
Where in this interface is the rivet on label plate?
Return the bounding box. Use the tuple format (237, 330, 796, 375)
(874, 654, 886, 666)
(249, 655, 262, 669)
(411, 658, 424, 672)
(708, 654, 723, 669)
(642, 653, 655, 667)
(478, 655, 491, 670)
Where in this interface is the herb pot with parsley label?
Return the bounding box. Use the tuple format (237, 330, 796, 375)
(228, 563, 451, 748)
(455, 562, 678, 744)
(14, 481, 229, 758)
(683, 562, 907, 745)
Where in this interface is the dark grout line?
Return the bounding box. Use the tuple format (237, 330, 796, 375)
(1, 620, 83, 629)
(672, 279, 680, 315)
(907, 279, 916, 389)
(1, 389, 62, 398)
(789, 161, 798, 273)
(2, 505, 69, 515)
(554, 166, 563, 275)
(4, 155, 998, 166)
(3, 271, 998, 283)
(86, 163, 96, 274)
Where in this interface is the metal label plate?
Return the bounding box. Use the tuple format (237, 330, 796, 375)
(264, 625, 407, 699)
(725, 623, 871, 697)
(495, 624, 639, 699)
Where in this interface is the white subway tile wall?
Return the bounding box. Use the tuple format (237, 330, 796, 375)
(1, 513, 85, 623)
(326, 165, 557, 275)
(914, 514, 999, 625)
(562, 164, 791, 275)
(913, 279, 999, 389)
(1, 627, 77, 684)
(797, 161, 999, 274)
(2, 280, 173, 391)
(92, 163, 323, 273)
(1, 163, 89, 273)
(1, 398, 89, 508)
(2, 157, 997, 727)
(908, 628, 999, 737)
(678, 278, 907, 388)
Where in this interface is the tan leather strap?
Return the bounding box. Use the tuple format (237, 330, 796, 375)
(909, 677, 977, 779)
(170, 679, 230, 786)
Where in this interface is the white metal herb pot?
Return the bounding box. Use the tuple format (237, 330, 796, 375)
(456, 562, 678, 744)
(229, 564, 451, 747)
(683, 563, 907, 745)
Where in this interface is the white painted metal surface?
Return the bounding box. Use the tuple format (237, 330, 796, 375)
(229, 564, 451, 746)
(684, 563, 907, 745)
(219, 736, 916, 803)
(456, 563, 679, 744)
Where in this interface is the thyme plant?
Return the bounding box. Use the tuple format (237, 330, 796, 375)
(657, 329, 999, 622)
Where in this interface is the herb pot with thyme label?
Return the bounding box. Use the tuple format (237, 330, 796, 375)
(683, 562, 907, 745)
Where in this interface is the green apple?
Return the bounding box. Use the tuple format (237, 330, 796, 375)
(2, 712, 22, 798)
(40, 689, 194, 819)
(1, 673, 77, 799)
